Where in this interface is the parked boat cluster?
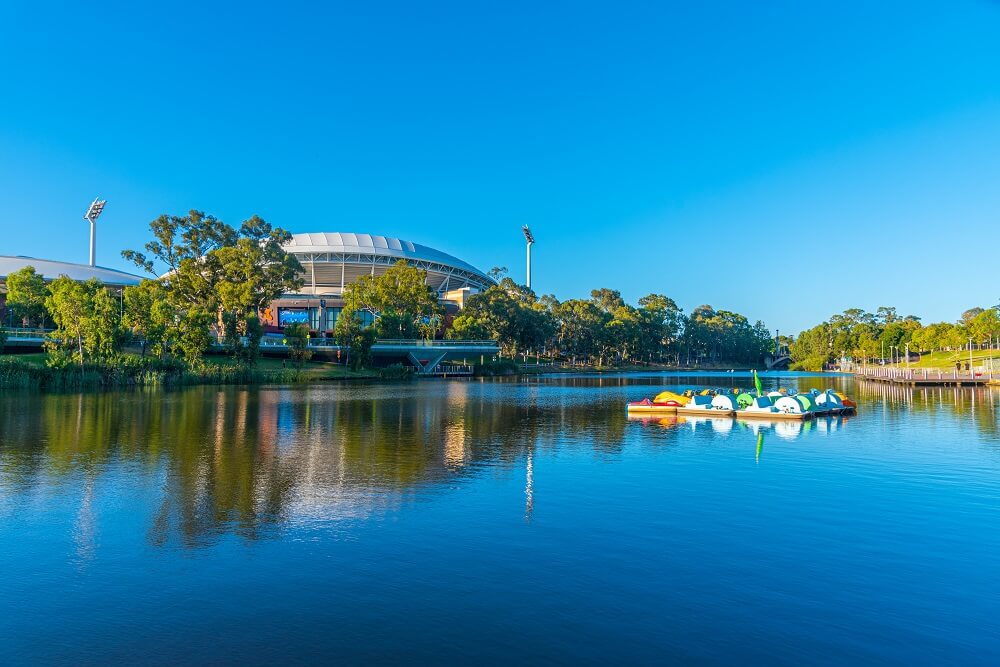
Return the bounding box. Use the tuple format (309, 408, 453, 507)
(627, 388, 858, 421)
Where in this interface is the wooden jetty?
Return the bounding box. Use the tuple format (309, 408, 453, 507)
(855, 366, 993, 387)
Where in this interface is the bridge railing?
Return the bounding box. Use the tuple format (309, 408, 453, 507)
(0, 327, 53, 340)
(246, 336, 498, 349)
(372, 339, 498, 347)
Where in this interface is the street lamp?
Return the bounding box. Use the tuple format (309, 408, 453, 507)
(84, 197, 107, 267)
(969, 336, 974, 376)
(522, 225, 535, 289)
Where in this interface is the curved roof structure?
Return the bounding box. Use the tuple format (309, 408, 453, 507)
(0, 256, 142, 287)
(284, 232, 494, 295)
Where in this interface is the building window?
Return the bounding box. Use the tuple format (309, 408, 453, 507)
(324, 307, 341, 331)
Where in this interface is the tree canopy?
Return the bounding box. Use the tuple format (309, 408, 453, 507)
(123, 210, 302, 365)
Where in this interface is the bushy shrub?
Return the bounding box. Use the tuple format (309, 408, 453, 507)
(473, 359, 519, 377)
(377, 363, 415, 380)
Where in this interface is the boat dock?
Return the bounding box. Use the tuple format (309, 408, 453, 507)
(855, 366, 993, 386)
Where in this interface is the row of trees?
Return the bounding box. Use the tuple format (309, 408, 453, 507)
(2, 211, 303, 368)
(3, 210, 778, 370)
(790, 305, 1000, 370)
(447, 273, 774, 366)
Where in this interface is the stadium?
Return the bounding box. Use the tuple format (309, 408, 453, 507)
(263, 232, 495, 334)
(0, 256, 142, 326)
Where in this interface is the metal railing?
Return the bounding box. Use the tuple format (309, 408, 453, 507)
(856, 365, 992, 381)
(0, 327, 52, 340)
(229, 336, 497, 349)
(372, 339, 497, 347)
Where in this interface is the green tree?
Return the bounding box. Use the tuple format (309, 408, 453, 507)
(214, 215, 303, 364)
(969, 308, 1000, 345)
(790, 322, 833, 370)
(4, 266, 49, 328)
(44, 276, 93, 367)
(83, 283, 124, 360)
(961, 307, 984, 325)
(334, 312, 376, 369)
(284, 323, 313, 368)
(554, 299, 607, 364)
(341, 260, 442, 340)
(177, 308, 215, 368)
(448, 278, 555, 356)
(637, 293, 684, 362)
(123, 279, 176, 357)
(124, 210, 302, 366)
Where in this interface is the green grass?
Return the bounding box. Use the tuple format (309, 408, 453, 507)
(1, 352, 48, 367)
(906, 349, 1000, 370)
(202, 354, 376, 379)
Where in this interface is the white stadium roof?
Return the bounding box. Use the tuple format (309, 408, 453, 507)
(0, 256, 142, 286)
(284, 232, 494, 294)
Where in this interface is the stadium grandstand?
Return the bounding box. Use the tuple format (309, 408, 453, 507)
(263, 232, 495, 334)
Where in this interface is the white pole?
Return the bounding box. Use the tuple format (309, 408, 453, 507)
(89, 219, 97, 267)
(526, 241, 532, 289)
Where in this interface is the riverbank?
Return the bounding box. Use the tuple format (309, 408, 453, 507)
(0, 351, 806, 391)
(0, 353, 381, 390)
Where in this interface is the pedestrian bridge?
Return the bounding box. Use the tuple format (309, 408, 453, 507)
(248, 337, 500, 374)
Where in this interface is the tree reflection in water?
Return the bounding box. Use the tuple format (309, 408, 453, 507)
(0, 374, 996, 547)
(0, 381, 620, 547)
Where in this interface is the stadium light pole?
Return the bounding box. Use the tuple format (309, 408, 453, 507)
(522, 225, 535, 289)
(84, 197, 107, 267)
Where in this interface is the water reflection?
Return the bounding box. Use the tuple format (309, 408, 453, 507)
(1, 374, 997, 548)
(0, 382, 612, 547)
(627, 412, 852, 441)
(856, 380, 1000, 435)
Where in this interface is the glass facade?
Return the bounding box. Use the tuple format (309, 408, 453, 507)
(324, 307, 341, 331)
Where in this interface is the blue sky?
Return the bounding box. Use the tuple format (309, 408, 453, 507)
(1, 0, 998, 333)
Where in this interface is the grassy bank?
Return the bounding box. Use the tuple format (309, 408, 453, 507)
(907, 349, 1000, 370)
(0, 352, 378, 391)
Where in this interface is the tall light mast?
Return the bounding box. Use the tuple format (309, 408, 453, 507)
(522, 225, 535, 289)
(84, 198, 107, 267)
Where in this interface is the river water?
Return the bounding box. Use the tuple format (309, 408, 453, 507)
(1, 372, 999, 664)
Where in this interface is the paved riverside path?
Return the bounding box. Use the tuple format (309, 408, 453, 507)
(855, 366, 993, 386)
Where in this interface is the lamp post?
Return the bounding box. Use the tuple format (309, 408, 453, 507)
(969, 336, 974, 376)
(84, 197, 107, 267)
(522, 225, 535, 289)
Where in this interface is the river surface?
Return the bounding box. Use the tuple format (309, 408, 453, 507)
(2, 372, 999, 665)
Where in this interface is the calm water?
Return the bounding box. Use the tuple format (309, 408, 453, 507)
(2, 373, 999, 665)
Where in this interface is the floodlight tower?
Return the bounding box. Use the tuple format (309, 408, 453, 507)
(84, 197, 107, 267)
(522, 225, 535, 289)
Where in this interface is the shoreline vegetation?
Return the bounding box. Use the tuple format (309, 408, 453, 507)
(790, 305, 1000, 372)
(0, 352, 834, 392)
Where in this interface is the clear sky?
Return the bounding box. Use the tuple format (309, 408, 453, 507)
(1, 1, 998, 334)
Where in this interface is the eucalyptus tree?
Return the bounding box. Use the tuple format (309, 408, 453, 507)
(124, 210, 302, 365)
(4, 265, 49, 328)
(447, 277, 555, 355)
(123, 279, 176, 357)
(338, 260, 441, 340)
(44, 276, 90, 366)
